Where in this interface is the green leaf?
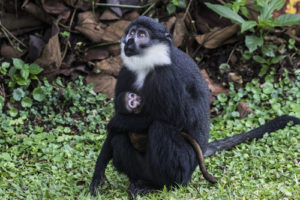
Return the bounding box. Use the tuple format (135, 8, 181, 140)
(12, 58, 24, 69)
(262, 45, 276, 57)
(263, 82, 273, 94)
(253, 55, 267, 64)
(271, 55, 285, 64)
(205, 3, 245, 24)
(8, 105, 18, 117)
(21, 65, 30, 80)
(15, 74, 31, 86)
(245, 35, 263, 52)
(13, 88, 25, 101)
(0, 152, 11, 161)
(29, 63, 43, 75)
(258, 0, 284, 21)
(167, 3, 176, 15)
(0, 95, 4, 111)
(0, 62, 10, 75)
(33, 87, 46, 102)
(273, 14, 300, 27)
(259, 64, 269, 77)
(241, 20, 257, 33)
(177, 0, 186, 8)
(217, 93, 228, 103)
(21, 97, 33, 108)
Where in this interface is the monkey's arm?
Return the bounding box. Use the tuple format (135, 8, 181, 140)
(90, 133, 113, 196)
(115, 92, 131, 114)
(107, 114, 152, 133)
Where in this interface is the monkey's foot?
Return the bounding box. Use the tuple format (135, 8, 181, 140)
(89, 174, 108, 196)
(128, 180, 156, 200)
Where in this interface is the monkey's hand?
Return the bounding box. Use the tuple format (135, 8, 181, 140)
(125, 92, 143, 114)
(90, 172, 107, 196)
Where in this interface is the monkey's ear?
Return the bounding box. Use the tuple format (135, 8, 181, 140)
(165, 32, 172, 42)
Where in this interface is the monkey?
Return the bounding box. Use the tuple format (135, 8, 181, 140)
(90, 16, 300, 199)
(121, 91, 217, 183)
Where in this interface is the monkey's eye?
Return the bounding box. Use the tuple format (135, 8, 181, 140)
(138, 31, 146, 38)
(129, 30, 136, 36)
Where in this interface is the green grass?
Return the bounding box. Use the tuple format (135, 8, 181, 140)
(0, 71, 299, 200)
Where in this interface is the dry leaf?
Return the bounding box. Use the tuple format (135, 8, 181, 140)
(75, 11, 105, 42)
(22, 2, 53, 24)
(94, 56, 122, 76)
(201, 69, 229, 103)
(0, 13, 42, 31)
(228, 72, 243, 85)
(35, 23, 62, 79)
(100, 9, 120, 21)
(163, 16, 176, 31)
(0, 44, 25, 59)
(173, 18, 187, 47)
(41, 0, 70, 20)
(84, 48, 109, 61)
(63, 0, 99, 11)
(195, 24, 239, 49)
(237, 102, 253, 118)
(85, 73, 117, 98)
(102, 20, 130, 42)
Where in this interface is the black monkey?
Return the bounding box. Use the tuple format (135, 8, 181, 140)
(120, 92, 217, 183)
(90, 16, 300, 198)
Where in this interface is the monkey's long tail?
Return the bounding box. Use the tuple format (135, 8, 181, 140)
(204, 115, 300, 157)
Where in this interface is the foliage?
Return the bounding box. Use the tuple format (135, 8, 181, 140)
(0, 59, 44, 116)
(205, 0, 300, 33)
(0, 60, 299, 199)
(167, 0, 186, 15)
(205, 0, 300, 77)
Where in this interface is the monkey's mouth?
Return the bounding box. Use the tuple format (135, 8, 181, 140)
(124, 45, 138, 57)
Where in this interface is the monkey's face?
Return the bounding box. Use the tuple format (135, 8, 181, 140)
(122, 26, 151, 57)
(120, 17, 172, 73)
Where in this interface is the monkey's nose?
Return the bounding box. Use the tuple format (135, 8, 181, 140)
(124, 39, 138, 56)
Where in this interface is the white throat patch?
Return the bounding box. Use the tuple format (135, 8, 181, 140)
(121, 43, 171, 89)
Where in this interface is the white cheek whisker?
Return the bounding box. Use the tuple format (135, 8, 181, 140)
(121, 43, 171, 89)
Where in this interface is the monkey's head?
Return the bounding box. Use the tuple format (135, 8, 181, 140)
(121, 16, 173, 72)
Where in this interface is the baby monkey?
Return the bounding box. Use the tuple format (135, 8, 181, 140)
(121, 92, 217, 184)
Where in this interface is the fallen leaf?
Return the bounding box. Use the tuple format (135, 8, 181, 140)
(85, 73, 117, 98)
(0, 13, 42, 31)
(195, 24, 239, 49)
(75, 11, 105, 42)
(84, 48, 109, 61)
(102, 20, 130, 42)
(99, 9, 120, 21)
(41, 0, 71, 20)
(123, 11, 139, 21)
(22, 1, 53, 24)
(163, 16, 176, 31)
(35, 23, 62, 80)
(237, 102, 254, 118)
(63, 0, 99, 11)
(0, 44, 25, 59)
(201, 69, 229, 103)
(173, 18, 187, 47)
(108, 44, 121, 56)
(228, 72, 243, 85)
(94, 56, 122, 76)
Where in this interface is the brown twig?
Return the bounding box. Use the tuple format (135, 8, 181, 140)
(61, 9, 77, 61)
(183, 0, 193, 20)
(0, 20, 27, 48)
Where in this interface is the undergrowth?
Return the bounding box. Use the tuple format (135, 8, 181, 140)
(0, 67, 299, 199)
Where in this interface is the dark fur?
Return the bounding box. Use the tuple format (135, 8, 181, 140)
(90, 16, 300, 197)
